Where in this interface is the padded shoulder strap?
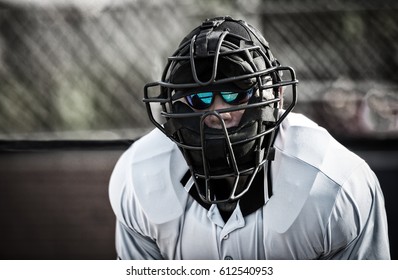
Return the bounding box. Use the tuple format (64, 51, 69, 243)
(129, 129, 189, 224)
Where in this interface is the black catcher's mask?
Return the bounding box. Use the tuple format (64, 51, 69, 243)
(144, 16, 298, 204)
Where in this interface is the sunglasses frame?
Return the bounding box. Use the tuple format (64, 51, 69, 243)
(183, 87, 256, 110)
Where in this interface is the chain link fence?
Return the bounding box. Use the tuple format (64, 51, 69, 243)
(0, 0, 397, 140)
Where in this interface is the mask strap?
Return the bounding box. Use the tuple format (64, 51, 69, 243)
(190, 19, 229, 86)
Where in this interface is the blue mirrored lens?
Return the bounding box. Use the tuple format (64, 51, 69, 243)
(220, 92, 239, 103)
(196, 92, 213, 104)
(186, 88, 254, 110)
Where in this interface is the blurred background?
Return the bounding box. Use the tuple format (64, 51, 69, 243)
(0, 0, 397, 259)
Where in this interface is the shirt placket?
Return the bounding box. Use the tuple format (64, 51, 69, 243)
(207, 203, 246, 260)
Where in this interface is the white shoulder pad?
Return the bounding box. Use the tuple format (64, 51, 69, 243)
(267, 113, 364, 233)
(128, 129, 189, 224)
(276, 113, 364, 184)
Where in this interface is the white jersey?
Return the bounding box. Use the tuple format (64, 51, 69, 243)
(109, 113, 390, 260)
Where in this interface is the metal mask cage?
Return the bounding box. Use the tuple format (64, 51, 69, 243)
(142, 20, 298, 203)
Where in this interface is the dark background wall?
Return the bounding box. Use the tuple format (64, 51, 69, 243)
(0, 146, 123, 259)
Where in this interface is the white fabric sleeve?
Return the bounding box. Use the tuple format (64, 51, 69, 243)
(115, 221, 163, 260)
(323, 163, 390, 259)
(109, 148, 163, 260)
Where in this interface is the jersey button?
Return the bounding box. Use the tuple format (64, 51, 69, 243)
(223, 234, 229, 240)
(224, 256, 233, 260)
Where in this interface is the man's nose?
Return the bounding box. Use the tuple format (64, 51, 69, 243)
(206, 95, 232, 123)
(210, 94, 229, 110)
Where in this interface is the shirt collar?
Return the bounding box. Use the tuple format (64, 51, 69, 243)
(181, 167, 265, 217)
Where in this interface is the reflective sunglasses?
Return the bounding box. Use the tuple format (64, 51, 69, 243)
(185, 87, 255, 110)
